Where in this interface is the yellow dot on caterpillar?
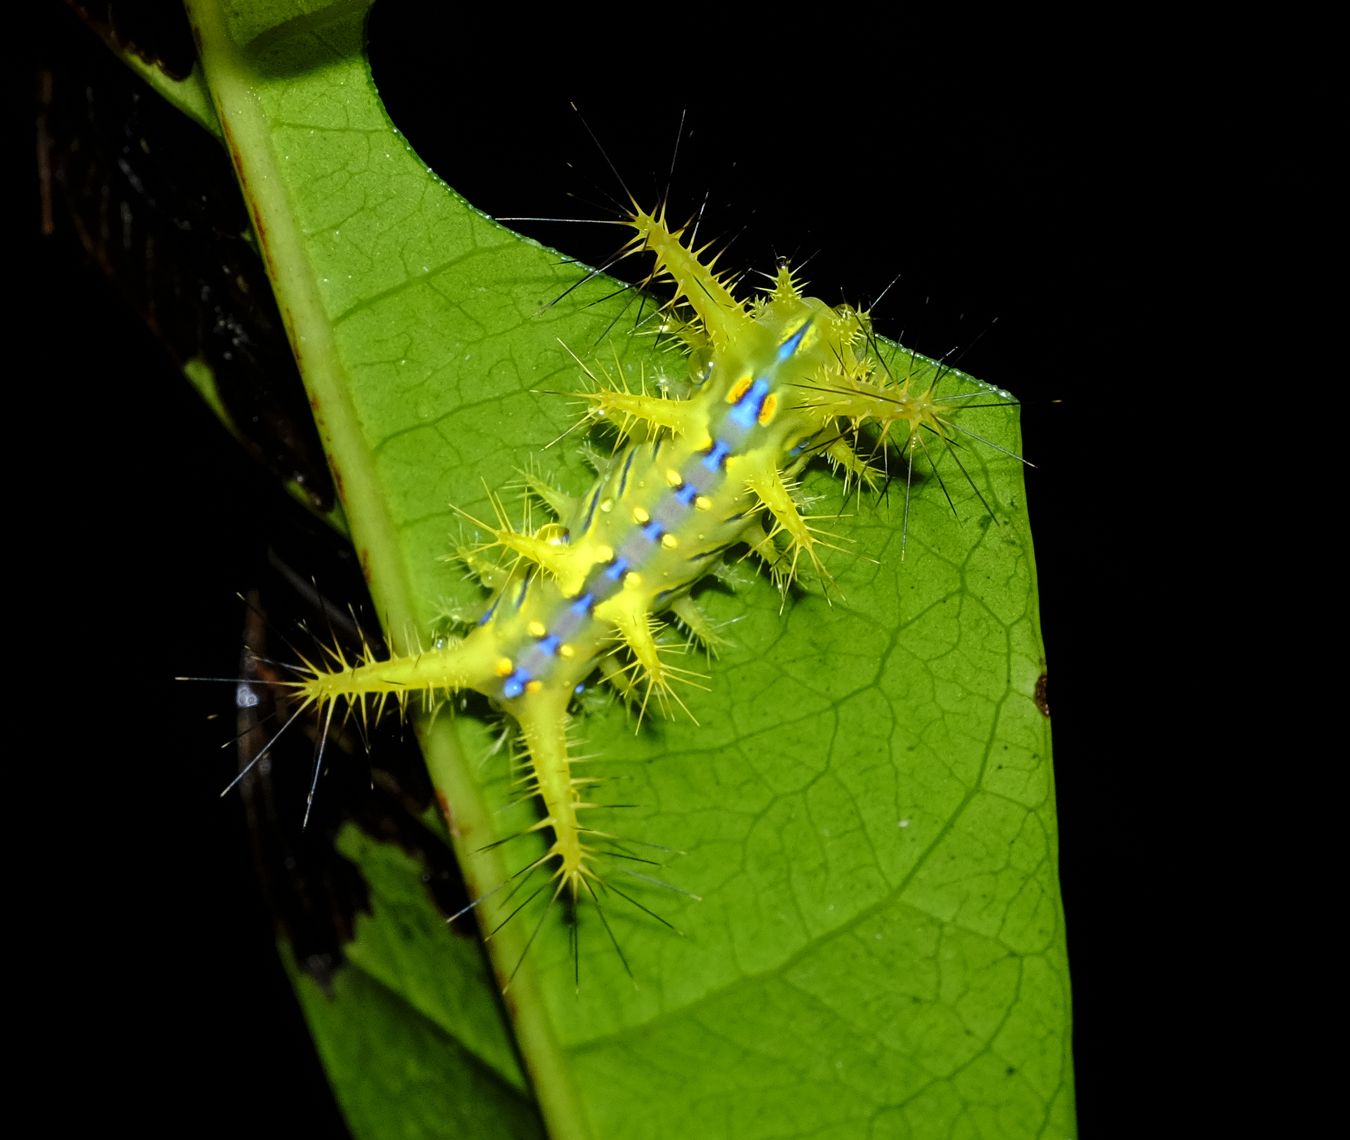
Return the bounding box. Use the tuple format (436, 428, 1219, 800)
(624, 572, 643, 589)
(528, 620, 547, 638)
(632, 506, 650, 524)
(495, 658, 514, 677)
(695, 496, 712, 511)
(525, 680, 543, 694)
(666, 468, 683, 487)
(661, 534, 678, 550)
(559, 644, 575, 659)
(758, 393, 779, 425)
(595, 545, 614, 561)
(726, 375, 753, 405)
(599, 498, 613, 513)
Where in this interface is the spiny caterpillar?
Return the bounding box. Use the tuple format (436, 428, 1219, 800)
(285, 204, 1011, 976)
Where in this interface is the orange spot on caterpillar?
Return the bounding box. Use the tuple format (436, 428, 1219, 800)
(726, 375, 753, 405)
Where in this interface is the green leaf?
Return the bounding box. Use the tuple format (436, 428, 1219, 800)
(185, 2, 1072, 1136)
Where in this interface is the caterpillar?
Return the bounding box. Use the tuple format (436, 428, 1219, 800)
(276, 201, 1018, 982)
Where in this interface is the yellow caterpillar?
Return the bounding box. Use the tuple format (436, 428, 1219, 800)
(287, 205, 1010, 972)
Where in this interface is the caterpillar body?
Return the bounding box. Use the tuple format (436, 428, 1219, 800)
(287, 204, 1008, 975)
